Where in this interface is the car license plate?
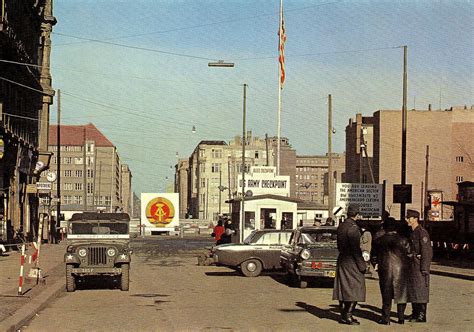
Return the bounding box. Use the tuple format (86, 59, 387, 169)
(328, 271, 336, 277)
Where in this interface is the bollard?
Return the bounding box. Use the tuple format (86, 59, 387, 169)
(18, 244, 26, 295)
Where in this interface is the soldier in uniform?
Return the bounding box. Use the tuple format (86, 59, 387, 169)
(333, 204, 367, 325)
(406, 209, 433, 323)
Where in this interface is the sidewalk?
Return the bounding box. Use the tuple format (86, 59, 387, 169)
(0, 242, 66, 331)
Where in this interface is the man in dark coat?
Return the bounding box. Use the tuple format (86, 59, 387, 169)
(333, 204, 367, 325)
(373, 218, 411, 325)
(406, 209, 433, 323)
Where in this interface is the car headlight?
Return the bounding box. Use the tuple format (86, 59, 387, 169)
(78, 248, 87, 257)
(300, 249, 311, 260)
(107, 248, 116, 257)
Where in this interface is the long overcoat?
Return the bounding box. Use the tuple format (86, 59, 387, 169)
(373, 231, 411, 304)
(333, 218, 366, 302)
(408, 225, 433, 303)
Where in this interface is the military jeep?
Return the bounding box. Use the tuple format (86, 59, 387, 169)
(64, 212, 132, 292)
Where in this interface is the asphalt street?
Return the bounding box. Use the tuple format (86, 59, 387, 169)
(20, 237, 474, 332)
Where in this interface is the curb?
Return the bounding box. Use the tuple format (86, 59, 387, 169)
(430, 269, 474, 281)
(0, 276, 65, 332)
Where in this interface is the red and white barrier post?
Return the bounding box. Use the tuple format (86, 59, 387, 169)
(18, 244, 26, 295)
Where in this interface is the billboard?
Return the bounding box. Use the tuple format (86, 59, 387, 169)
(336, 183, 383, 217)
(237, 166, 290, 197)
(141, 193, 179, 231)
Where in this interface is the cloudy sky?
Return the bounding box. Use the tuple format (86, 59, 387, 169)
(50, 0, 473, 193)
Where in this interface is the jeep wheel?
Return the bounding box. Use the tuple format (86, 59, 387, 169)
(66, 265, 76, 292)
(240, 259, 262, 277)
(120, 264, 130, 291)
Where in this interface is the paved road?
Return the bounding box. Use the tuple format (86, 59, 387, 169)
(23, 238, 473, 331)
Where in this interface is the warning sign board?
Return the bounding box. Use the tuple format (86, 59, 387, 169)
(336, 183, 383, 217)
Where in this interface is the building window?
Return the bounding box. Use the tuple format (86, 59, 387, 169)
(455, 156, 464, 162)
(51, 157, 57, 164)
(63, 157, 73, 164)
(87, 156, 94, 166)
(201, 178, 206, 188)
(87, 183, 94, 194)
(63, 196, 73, 204)
(73, 196, 83, 205)
(75, 170, 83, 177)
(255, 151, 259, 159)
(74, 183, 83, 191)
(211, 149, 222, 158)
(104, 196, 111, 206)
(211, 163, 220, 173)
(200, 163, 206, 173)
(64, 170, 73, 177)
(74, 157, 83, 165)
(456, 176, 464, 182)
(87, 169, 94, 178)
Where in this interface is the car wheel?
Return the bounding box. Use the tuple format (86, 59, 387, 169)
(298, 277, 308, 289)
(241, 259, 262, 277)
(66, 265, 76, 292)
(120, 264, 130, 291)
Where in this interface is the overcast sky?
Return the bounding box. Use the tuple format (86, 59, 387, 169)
(50, 0, 473, 194)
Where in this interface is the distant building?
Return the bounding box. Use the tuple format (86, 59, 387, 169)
(180, 132, 296, 220)
(44, 124, 130, 219)
(345, 106, 474, 219)
(295, 153, 345, 204)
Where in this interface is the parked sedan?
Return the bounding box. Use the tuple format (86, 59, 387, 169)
(212, 229, 292, 277)
(280, 226, 338, 288)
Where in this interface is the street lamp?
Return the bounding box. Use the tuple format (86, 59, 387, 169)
(208, 60, 235, 68)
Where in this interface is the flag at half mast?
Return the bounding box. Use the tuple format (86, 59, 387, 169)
(278, 4, 286, 88)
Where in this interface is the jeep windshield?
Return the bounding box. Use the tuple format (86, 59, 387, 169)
(67, 213, 130, 239)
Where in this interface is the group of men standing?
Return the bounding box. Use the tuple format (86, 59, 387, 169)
(333, 205, 433, 325)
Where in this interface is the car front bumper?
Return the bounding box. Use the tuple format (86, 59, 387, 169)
(71, 267, 122, 275)
(296, 267, 336, 278)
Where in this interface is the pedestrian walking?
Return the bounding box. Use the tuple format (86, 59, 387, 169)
(373, 218, 411, 325)
(333, 204, 367, 325)
(359, 224, 373, 277)
(406, 209, 433, 323)
(211, 220, 225, 245)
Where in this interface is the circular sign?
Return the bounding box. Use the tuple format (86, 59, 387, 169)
(145, 197, 175, 226)
(46, 171, 57, 182)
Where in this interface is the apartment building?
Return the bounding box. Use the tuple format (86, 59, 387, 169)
(345, 106, 474, 219)
(44, 123, 129, 219)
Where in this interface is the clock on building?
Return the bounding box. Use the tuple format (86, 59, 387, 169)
(46, 171, 57, 182)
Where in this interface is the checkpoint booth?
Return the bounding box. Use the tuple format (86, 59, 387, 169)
(229, 194, 301, 241)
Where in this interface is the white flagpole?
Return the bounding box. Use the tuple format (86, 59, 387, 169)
(277, 0, 283, 176)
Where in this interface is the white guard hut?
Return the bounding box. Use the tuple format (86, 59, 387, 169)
(229, 194, 301, 241)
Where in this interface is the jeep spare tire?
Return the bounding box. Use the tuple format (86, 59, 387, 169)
(240, 259, 262, 277)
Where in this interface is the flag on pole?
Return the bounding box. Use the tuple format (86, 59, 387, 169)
(278, 4, 286, 88)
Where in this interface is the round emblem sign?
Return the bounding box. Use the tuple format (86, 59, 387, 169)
(145, 197, 175, 226)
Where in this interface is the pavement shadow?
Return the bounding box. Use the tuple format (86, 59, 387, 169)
(288, 301, 382, 323)
(279, 301, 340, 323)
(205, 271, 241, 277)
(269, 274, 335, 289)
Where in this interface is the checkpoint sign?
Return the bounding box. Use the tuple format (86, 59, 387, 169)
(146, 197, 175, 226)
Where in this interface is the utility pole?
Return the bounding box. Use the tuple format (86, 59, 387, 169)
(93, 146, 97, 209)
(265, 133, 269, 166)
(98, 161, 102, 208)
(56, 89, 61, 234)
(227, 157, 231, 213)
(327, 94, 333, 219)
(241, 83, 247, 243)
(423, 145, 430, 224)
(400, 45, 408, 221)
(83, 126, 87, 211)
(219, 169, 222, 215)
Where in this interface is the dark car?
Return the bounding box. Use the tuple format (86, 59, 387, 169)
(212, 229, 292, 277)
(280, 226, 338, 288)
(64, 212, 132, 292)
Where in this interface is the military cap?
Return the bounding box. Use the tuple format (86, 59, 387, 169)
(346, 204, 360, 217)
(406, 209, 420, 219)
